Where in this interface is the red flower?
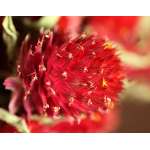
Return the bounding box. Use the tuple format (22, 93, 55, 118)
(86, 16, 139, 52)
(4, 31, 124, 132)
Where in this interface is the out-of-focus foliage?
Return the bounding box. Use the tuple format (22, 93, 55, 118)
(2, 16, 18, 60)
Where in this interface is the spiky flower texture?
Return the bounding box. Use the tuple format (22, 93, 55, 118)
(4, 31, 124, 132)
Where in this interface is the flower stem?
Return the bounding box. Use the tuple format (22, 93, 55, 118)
(0, 108, 29, 133)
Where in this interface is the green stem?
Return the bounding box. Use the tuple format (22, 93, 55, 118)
(0, 108, 29, 133)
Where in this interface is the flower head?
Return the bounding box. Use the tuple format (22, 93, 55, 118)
(4, 31, 124, 122)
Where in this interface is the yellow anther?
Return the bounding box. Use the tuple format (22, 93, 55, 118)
(102, 78, 108, 88)
(103, 41, 114, 49)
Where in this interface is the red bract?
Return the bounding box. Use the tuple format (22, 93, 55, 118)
(4, 31, 124, 127)
(86, 16, 139, 52)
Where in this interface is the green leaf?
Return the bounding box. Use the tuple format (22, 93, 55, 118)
(0, 108, 29, 133)
(23, 16, 60, 29)
(2, 16, 18, 60)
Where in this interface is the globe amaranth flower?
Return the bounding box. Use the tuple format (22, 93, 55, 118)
(4, 31, 124, 132)
(85, 16, 140, 52)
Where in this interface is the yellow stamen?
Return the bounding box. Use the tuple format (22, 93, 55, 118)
(102, 78, 108, 88)
(103, 41, 114, 49)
